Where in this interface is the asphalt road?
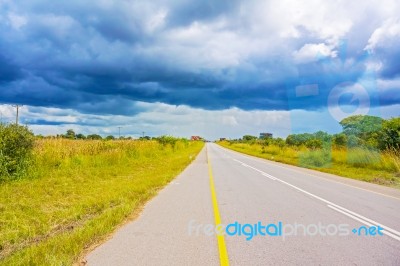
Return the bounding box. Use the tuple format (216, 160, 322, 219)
(86, 143, 400, 265)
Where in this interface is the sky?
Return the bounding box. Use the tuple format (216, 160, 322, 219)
(0, 0, 399, 139)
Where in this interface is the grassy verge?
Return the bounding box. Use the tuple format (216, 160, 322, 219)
(218, 141, 400, 188)
(0, 139, 204, 265)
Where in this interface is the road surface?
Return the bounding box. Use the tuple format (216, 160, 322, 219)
(86, 143, 400, 265)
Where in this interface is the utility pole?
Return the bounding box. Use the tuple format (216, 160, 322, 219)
(12, 105, 22, 125)
(118, 127, 122, 139)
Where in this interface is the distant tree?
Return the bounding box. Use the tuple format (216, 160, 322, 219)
(340, 115, 383, 136)
(243, 135, 257, 141)
(313, 131, 332, 142)
(285, 134, 297, 146)
(286, 133, 312, 146)
(305, 139, 323, 150)
(76, 133, 86, 140)
(65, 129, 76, 139)
(87, 134, 102, 140)
(347, 135, 361, 148)
(262, 138, 272, 147)
(156, 136, 178, 147)
(340, 115, 384, 149)
(273, 137, 286, 149)
(105, 135, 115, 140)
(333, 133, 347, 147)
(379, 117, 400, 151)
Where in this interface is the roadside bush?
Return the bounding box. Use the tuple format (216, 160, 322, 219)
(0, 123, 34, 181)
(347, 148, 381, 168)
(299, 148, 331, 168)
(156, 135, 178, 148)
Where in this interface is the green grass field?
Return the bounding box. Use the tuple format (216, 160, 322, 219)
(0, 139, 204, 265)
(218, 141, 400, 188)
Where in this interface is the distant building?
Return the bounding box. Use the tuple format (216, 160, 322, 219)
(191, 136, 202, 141)
(259, 133, 273, 139)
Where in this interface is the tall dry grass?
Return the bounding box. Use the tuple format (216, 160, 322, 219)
(0, 138, 203, 265)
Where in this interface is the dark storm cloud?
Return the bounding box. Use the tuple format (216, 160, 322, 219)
(23, 119, 75, 126)
(0, 0, 399, 117)
(0, 53, 23, 83)
(378, 50, 400, 79)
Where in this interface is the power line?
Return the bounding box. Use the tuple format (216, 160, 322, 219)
(11, 105, 22, 125)
(118, 127, 122, 139)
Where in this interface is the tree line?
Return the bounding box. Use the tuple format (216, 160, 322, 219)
(36, 129, 152, 140)
(235, 115, 399, 151)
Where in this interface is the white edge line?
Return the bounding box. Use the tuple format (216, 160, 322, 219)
(328, 205, 400, 241)
(219, 145, 400, 202)
(232, 155, 400, 241)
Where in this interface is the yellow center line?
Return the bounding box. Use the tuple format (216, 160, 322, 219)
(207, 146, 230, 266)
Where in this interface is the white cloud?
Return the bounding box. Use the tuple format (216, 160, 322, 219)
(131, 0, 400, 73)
(0, 103, 291, 140)
(2, 100, 397, 140)
(146, 9, 168, 33)
(222, 115, 238, 126)
(293, 43, 337, 63)
(8, 12, 27, 29)
(250, 0, 354, 41)
(365, 18, 400, 50)
(377, 77, 400, 91)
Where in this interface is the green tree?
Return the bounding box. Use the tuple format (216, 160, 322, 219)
(333, 133, 347, 147)
(156, 136, 178, 147)
(285, 134, 298, 146)
(286, 133, 314, 146)
(105, 135, 115, 140)
(76, 133, 86, 139)
(347, 135, 361, 148)
(65, 129, 76, 139)
(313, 131, 332, 142)
(379, 117, 400, 150)
(340, 115, 383, 148)
(0, 124, 34, 179)
(305, 139, 323, 150)
(87, 134, 102, 140)
(262, 138, 272, 147)
(340, 115, 383, 135)
(242, 135, 258, 141)
(273, 137, 286, 149)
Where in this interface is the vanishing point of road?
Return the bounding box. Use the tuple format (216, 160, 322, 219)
(86, 143, 400, 265)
